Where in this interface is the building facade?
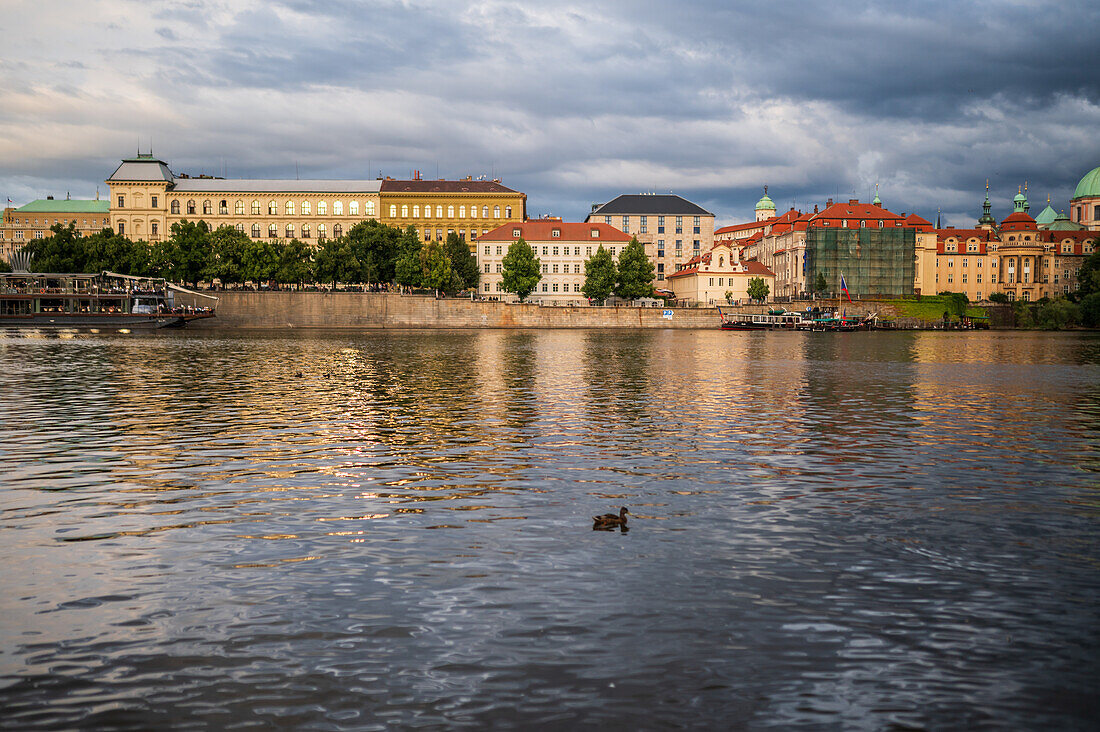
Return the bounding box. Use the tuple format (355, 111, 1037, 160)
(666, 240, 776, 305)
(379, 177, 526, 249)
(1, 198, 111, 260)
(585, 194, 715, 286)
(476, 220, 630, 304)
(1070, 164, 1100, 230)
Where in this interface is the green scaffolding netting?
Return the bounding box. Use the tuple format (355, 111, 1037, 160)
(805, 227, 916, 297)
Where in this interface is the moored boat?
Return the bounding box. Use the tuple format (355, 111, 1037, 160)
(0, 271, 216, 329)
(718, 307, 804, 330)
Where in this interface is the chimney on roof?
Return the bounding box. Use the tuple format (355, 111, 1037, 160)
(848, 199, 859, 205)
(814, 204, 819, 213)
(591, 203, 599, 212)
(826, 198, 833, 207)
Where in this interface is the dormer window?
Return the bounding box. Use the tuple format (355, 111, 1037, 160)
(591, 229, 599, 238)
(512, 228, 521, 237)
(552, 229, 560, 238)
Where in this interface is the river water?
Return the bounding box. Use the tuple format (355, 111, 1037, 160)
(1, 329, 1098, 730)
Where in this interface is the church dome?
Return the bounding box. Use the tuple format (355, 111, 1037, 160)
(1073, 165, 1100, 199)
(1034, 204, 1057, 226)
(755, 193, 775, 211)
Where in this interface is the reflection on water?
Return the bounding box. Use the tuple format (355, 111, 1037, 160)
(1, 329, 1098, 729)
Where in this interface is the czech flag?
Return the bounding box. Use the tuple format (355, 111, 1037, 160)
(840, 274, 853, 303)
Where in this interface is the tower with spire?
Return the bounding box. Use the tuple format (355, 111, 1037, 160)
(978, 180, 996, 229)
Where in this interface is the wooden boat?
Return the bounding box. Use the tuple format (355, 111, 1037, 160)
(718, 307, 804, 330)
(0, 271, 216, 330)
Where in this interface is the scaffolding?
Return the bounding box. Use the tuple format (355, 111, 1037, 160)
(805, 227, 916, 297)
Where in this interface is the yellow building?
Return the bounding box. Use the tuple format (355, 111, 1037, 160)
(1, 197, 111, 260)
(106, 155, 383, 243)
(379, 177, 527, 249)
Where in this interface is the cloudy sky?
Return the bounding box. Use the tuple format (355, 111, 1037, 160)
(2, 0, 1099, 226)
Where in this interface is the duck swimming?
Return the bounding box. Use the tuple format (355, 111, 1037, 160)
(593, 507, 630, 530)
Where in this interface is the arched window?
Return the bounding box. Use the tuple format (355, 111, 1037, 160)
(365, 201, 375, 216)
(203, 200, 212, 215)
(448, 205, 455, 218)
(219, 200, 228, 215)
(251, 200, 261, 215)
(333, 201, 343, 216)
(436, 205, 443, 218)
(402, 205, 409, 217)
(235, 200, 244, 215)
(171, 200, 180, 214)
(286, 224, 295, 238)
(268, 223, 277, 238)
(719, 256, 724, 266)
(349, 201, 359, 216)
(251, 223, 261, 238)
(459, 205, 466, 218)
(235, 223, 244, 233)
(318, 201, 327, 216)
(493, 206, 500, 218)
(860, 220, 866, 227)
(482, 205, 489, 218)
(413, 205, 420, 218)
(302, 224, 311, 239)
(286, 200, 295, 216)
(842, 220, 848, 228)
(878, 220, 884, 228)
(506, 206, 512, 218)
(318, 223, 326, 240)
(187, 200, 196, 214)
(268, 200, 277, 215)
(302, 201, 311, 216)
(389, 205, 397, 217)
(333, 224, 342, 237)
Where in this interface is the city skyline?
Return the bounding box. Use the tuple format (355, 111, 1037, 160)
(3, 0, 1099, 227)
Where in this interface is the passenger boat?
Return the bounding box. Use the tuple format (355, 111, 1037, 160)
(0, 271, 216, 329)
(718, 307, 804, 330)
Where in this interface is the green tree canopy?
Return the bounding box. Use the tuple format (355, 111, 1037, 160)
(165, 219, 213, 286)
(814, 271, 828, 296)
(501, 237, 541, 301)
(314, 237, 359, 287)
(444, 232, 479, 291)
(582, 244, 616, 301)
(394, 226, 424, 289)
(239, 235, 280, 284)
(419, 240, 453, 294)
(747, 277, 770, 303)
(1079, 292, 1100, 328)
(1036, 298, 1080, 330)
(345, 220, 401, 284)
(939, 291, 969, 321)
(23, 223, 85, 272)
(988, 292, 1009, 303)
(276, 238, 314, 287)
(1076, 249, 1100, 298)
(613, 236, 654, 300)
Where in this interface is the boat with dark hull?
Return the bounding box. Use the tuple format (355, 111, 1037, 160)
(0, 272, 216, 330)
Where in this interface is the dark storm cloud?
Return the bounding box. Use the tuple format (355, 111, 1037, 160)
(2, 0, 1098, 226)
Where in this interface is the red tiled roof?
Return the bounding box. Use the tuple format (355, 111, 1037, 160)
(715, 220, 767, 235)
(666, 256, 775, 279)
(476, 221, 630, 242)
(809, 200, 903, 227)
(1000, 212, 1037, 230)
(380, 179, 519, 194)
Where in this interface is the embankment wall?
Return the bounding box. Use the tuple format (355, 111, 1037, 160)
(173, 292, 891, 330)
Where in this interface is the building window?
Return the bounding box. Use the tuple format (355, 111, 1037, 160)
(553, 283, 559, 292)
(302, 201, 311, 216)
(622, 216, 629, 232)
(447, 205, 454, 218)
(482, 206, 489, 218)
(640, 216, 648, 234)
(552, 247, 559, 255)
(318, 201, 327, 216)
(171, 200, 180, 214)
(496, 264, 502, 273)
(268, 200, 277, 215)
(318, 224, 326, 240)
(552, 229, 560, 238)
(287, 200, 296, 216)
(235, 200, 244, 215)
(286, 224, 295, 238)
(151, 222, 158, 236)
(268, 223, 277, 238)
(542, 283, 548, 292)
(252, 200, 261, 215)
(591, 229, 599, 238)
(117, 195, 125, 208)
(333, 201, 343, 216)
(151, 195, 159, 209)
(390, 205, 397, 217)
(365, 201, 375, 216)
(506, 206, 512, 218)
(186, 200, 196, 215)
(252, 224, 261, 238)
(675, 216, 682, 233)
(493, 206, 500, 218)
(484, 263, 490, 273)
(333, 224, 342, 237)
(496, 246, 502, 255)
(658, 215, 665, 233)
(401, 204, 409, 217)
(235, 223, 244, 233)
(199, 200, 209, 215)
(350, 201, 359, 216)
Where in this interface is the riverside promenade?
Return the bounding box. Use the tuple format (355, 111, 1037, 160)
(172, 291, 893, 329)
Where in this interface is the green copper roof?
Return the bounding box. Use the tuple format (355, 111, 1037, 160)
(1073, 165, 1100, 199)
(1046, 212, 1086, 231)
(15, 199, 110, 213)
(755, 194, 775, 210)
(1034, 204, 1057, 225)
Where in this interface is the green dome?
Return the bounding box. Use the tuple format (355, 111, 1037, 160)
(1073, 165, 1100, 199)
(1034, 204, 1057, 225)
(755, 194, 775, 211)
(1013, 191, 1027, 203)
